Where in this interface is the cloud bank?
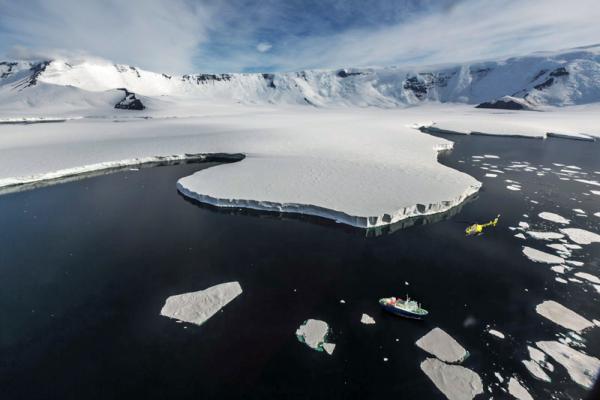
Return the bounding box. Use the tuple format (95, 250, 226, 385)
(0, 0, 598, 73)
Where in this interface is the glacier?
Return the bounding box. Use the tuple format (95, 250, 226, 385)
(1, 46, 600, 229)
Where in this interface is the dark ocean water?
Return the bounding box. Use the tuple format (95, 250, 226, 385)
(1, 135, 599, 399)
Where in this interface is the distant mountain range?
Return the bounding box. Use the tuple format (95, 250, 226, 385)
(1, 45, 599, 114)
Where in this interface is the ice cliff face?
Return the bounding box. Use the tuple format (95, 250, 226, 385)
(1, 45, 600, 110)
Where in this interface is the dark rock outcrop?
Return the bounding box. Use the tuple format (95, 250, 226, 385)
(476, 97, 526, 110)
(114, 88, 145, 110)
(336, 69, 363, 78)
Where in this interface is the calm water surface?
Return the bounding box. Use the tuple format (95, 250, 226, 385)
(1, 135, 599, 399)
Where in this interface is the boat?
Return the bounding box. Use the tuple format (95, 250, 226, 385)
(465, 214, 500, 236)
(379, 296, 428, 319)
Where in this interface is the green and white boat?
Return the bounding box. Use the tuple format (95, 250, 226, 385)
(379, 296, 428, 319)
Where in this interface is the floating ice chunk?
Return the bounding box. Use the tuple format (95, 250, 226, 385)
(472, 156, 484, 159)
(518, 222, 530, 229)
(564, 243, 582, 250)
(574, 272, 600, 284)
(420, 358, 483, 400)
(551, 265, 566, 274)
(360, 313, 376, 325)
(547, 243, 569, 253)
(560, 228, 600, 245)
(508, 377, 533, 400)
(591, 190, 600, 195)
(339, 299, 346, 304)
(522, 247, 564, 264)
(595, 285, 600, 294)
(595, 212, 600, 218)
(537, 341, 600, 388)
(506, 185, 521, 191)
(485, 173, 497, 178)
(575, 179, 600, 187)
(160, 281, 242, 326)
(553, 163, 565, 167)
(555, 277, 568, 284)
(487, 329, 505, 339)
(484, 154, 499, 159)
(416, 327, 468, 363)
(526, 231, 564, 241)
(494, 372, 504, 383)
(565, 260, 584, 267)
(296, 319, 335, 354)
(538, 212, 570, 225)
(535, 300, 593, 332)
(522, 360, 551, 382)
(514, 233, 526, 240)
(569, 278, 583, 283)
(528, 345, 553, 371)
(573, 208, 586, 215)
(594, 320, 600, 327)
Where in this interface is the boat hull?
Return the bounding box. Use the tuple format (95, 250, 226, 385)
(380, 303, 426, 320)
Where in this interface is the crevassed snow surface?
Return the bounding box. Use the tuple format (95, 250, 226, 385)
(420, 358, 483, 400)
(537, 341, 600, 388)
(416, 327, 468, 363)
(160, 282, 242, 326)
(535, 300, 594, 332)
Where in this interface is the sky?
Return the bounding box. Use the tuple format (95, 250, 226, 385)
(0, 0, 599, 74)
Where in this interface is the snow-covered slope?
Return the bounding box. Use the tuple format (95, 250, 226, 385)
(1, 45, 600, 114)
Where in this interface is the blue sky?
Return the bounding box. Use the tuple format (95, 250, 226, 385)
(0, 0, 598, 73)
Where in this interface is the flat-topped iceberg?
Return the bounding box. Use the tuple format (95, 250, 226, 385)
(522, 246, 564, 264)
(537, 341, 600, 388)
(559, 228, 600, 245)
(295, 319, 336, 355)
(416, 327, 468, 363)
(420, 358, 483, 400)
(538, 212, 570, 225)
(535, 300, 593, 332)
(160, 282, 243, 326)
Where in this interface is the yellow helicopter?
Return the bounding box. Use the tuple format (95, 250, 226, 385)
(465, 214, 500, 236)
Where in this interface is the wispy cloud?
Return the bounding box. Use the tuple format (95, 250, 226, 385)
(0, 0, 213, 73)
(0, 0, 598, 73)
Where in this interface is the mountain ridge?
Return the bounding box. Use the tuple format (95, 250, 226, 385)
(1, 45, 600, 112)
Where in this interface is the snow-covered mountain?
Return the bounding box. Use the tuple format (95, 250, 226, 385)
(1, 45, 600, 114)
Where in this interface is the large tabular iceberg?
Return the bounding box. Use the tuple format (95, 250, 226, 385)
(416, 327, 469, 363)
(535, 300, 593, 332)
(420, 358, 483, 400)
(160, 282, 243, 326)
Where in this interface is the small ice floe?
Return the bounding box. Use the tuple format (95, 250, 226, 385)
(522, 360, 551, 382)
(537, 341, 600, 388)
(339, 299, 346, 304)
(514, 233, 526, 240)
(472, 156, 484, 159)
(420, 358, 483, 400)
(485, 173, 497, 178)
(360, 313, 376, 325)
(565, 260, 584, 267)
(487, 329, 505, 339)
(526, 231, 564, 241)
(538, 212, 570, 225)
(556, 277, 568, 284)
(547, 243, 569, 253)
(535, 300, 594, 332)
(594, 212, 600, 218)
(508, 377, 534, 400)
(575, 179, 600, 187)
(490, 169, 504, 174)
(591, 190, 600, 195)
(569, 278, 583, 283)
(416, 327, 468, 363)
(564, 243, 582, 250)
(574, 272, 600, 284)
(295, 319, 335, 354)
(484, 154, 499, 159)
(551, 265, 566, 274)
(530, 200, 539, 204)
(573, 208, 587, 215)
(506, 185, 521, 191)
(494, 372, 504, 383)
(160, 281, 242, 326)
(518, 221, 530, 229)
(559, 228, 600, 245)
(522, 246, 564, 264)
(528, 345, 554, 371)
